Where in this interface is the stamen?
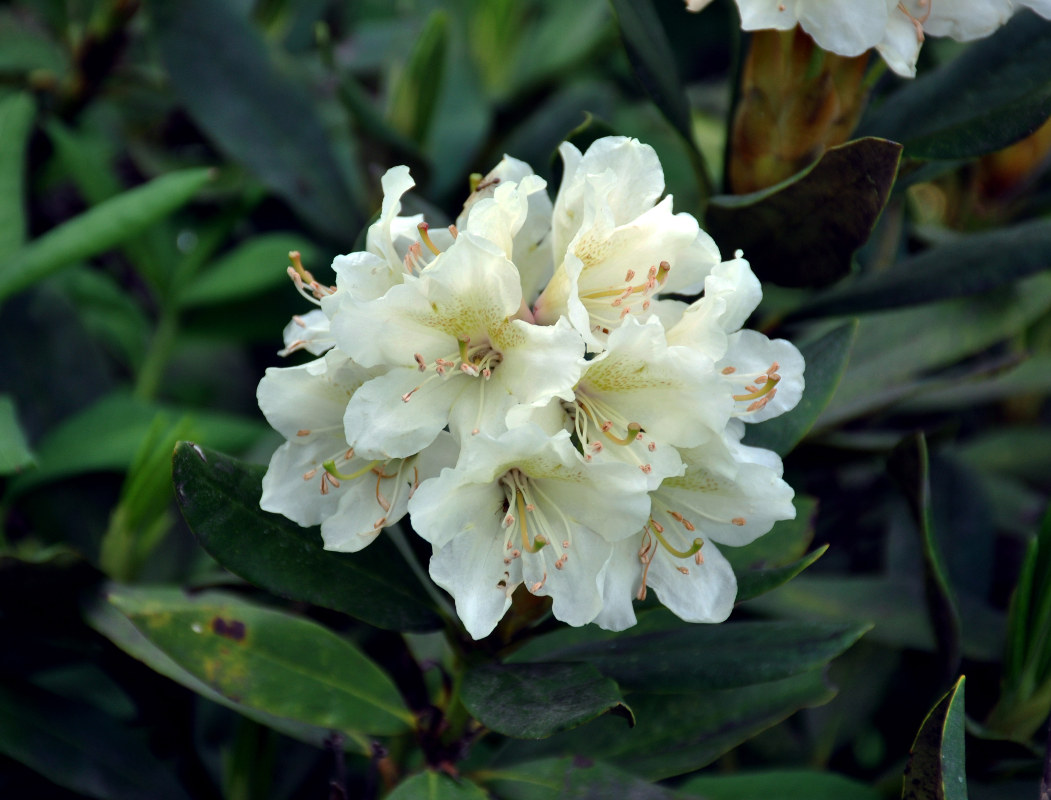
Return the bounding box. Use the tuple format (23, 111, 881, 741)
(530, 572, 548, 593)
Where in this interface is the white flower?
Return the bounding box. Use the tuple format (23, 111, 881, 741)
(533, 137, 721, 349)
(332, 232, 586, 458)
(407, 425, 652, 639)
(594, 420, 796, 631)
(258, 349, 457, 551)
(278, 308, 335, 357)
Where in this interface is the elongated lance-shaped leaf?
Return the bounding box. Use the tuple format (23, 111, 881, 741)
(744, 321, 857, 455)
(679, 770, 881, 799)
(0, 394, 34, 475)
(103, 585, 414, 736)
(387, 10, 448, 145)
(736, 545, 829, 603)
(482, 757, 681, 800)
(861, 11, 1051, 160)
(0, 92, 34, 255)
(172, 442, 443, 632)
(903, 677, 968, 800)
(0, 168, 214, 304)
(386, 772, 490, 800)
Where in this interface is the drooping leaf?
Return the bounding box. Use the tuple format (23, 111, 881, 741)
(0, 168, 214, 304)
(735, 545, 829, 603)
(678, 769, 881, 800)
(386, 771, 490, 800)
(794, 219, 1051, 319)
(103, 585, 414, 736)
(482, 757, 679, 800)
(171, 442, 442, 633)
(705, 138, 902, 288)
(0, 681, 193, 800)
(149, 0, 364, 241)
(0, 394, 33, 475)
(861, 12, 1051, 160)
(744, 321, 857, 455)
(513, 620, 867, 692)
(0, 92, 34, 254)
(387, 10, 448, 145)
(84, 595, 366, 752)
(175, 234, 319, 309)
(461, 662, 632, 739)
(902, 677, 968, 800)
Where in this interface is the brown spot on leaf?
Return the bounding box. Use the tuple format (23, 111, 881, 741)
(211, 616, 246, 641)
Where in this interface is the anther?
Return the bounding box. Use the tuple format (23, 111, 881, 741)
(414, 353, 427, 371)
(722, 366, 736, 375)
(648, 441, 656, 452)
(448, 224, 459, 239)
(503, 514, 515, 528)
(303, 469, 317, 481)
(562, 540, 570, 549)
(297, 429, 311, 436)
(292, 315, 306, 327)
(640, 464, 652, 474)
(373, 517, 386, 529)
(402, 387, 420, 403)
(677, 566, 690, 575)
(731, 517, 746, 526)
(624, 269, 635, 281)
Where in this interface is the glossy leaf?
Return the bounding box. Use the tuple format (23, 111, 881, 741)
(679, 769, 881, 800)
(744, 321, 857, 455)
(172, 442, 442, 632)
(175, 234, 319, 308)
(104, 585, 414, 736)
(387, 10, 448, 145)
(736, 545, 829, 603)
(387, 772, 489, 800)
(705, 139, 902, 288)
(461, 662, 632, 739)
(0, 394, 33, 475)
(0, 92, 34, 254)
(795, 219, 1051, 319)
(0, 681, 193, 800)
(150, 0, 364, 241)
(0, 168, 213, 303)
(5, 392, 266, 498)
(889, 434, 962, 678)
(902, 677, 968, 800)
(499, 669, 836, 780)
(482, 757, 679, 800)
(514, 620, 866, 692)
(861, 12, 1051, 160)
(84, 595, 365, 752)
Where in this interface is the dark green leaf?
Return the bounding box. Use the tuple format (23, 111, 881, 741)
(84, 595, 365, 752)
(387, 772, 489, 800)
(461, 662, 632, 739)
(514, 620, 866, 692)
(705, 138, 902, 287)
(149, 0, 364, 241)
(736, 545, 829, 603)
(0, 681, 193, 800)
(679, 769, 881, 800)
(744, 321, 857, 455)
(0, 11, 68, 75)
(172, 442, 442, 633)
(795, 219, 1051, 319)
(0, 394, 33, 475)
(902, 677, 968, 800)
(104, 585, 414, 736)
(482, 757, 679, 800)
(0, 92, 34, 254)
(387, 11, 448, 145)
(0, 168, 213, 303)
(175, 234, 318, 308)
(889, 434, 962, 680)
(861, 12, 1051, 160)
(499, 669, 836, 780)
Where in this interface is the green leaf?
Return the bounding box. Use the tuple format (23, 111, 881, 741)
(150, 0, 364, 241)
(4, 392, 266, 499)
(902, 677, 968, 800)
(705, 138, 902, 288)
(0, 168, 213, 304)
(513, 620, 867, 692)
(0, 92, 34, 254)
(461, 662, 633, 739)
(387, 772, 490, 800)
(889, 434, 962, 678)
(795, 219, 1051, 319)
(387, 11, 448, 145)
(861, 12, 1051, 160)
(744, 321, 857, 455)
(84, 595, 365, 752)
(0, 11, 68, 75)
(0, 394, 33, 475)
(481, 757, 679, 800)
(175, 234, 318, 308)
(499, 669, 836, 780)
(103, 585, 414, 736)
(172, 442, 442, 633)
(0, 681, 193, 800)
(679, 769, 881, 800)
(736, 545, 829, 604)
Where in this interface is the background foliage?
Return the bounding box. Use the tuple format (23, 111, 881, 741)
(2, 0, 1051, 797)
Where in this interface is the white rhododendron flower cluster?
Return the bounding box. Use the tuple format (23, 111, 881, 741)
(257, 137, 803, 639)
(686, 0, 1051, 77)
